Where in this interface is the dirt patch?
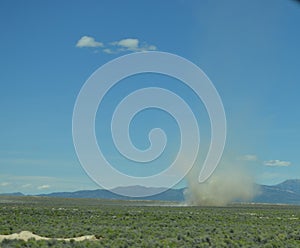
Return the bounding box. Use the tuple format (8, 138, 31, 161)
(0, 231, 99, 242)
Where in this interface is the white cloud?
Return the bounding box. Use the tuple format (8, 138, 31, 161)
(0, 182, 10, 187)
(0, 174, 97, 194)
(76, 36, 157, 53)
(141, 44, 157, 51)
(239, 154, 257, 161)
(113, 38, 157, 52)
(103, 48, 115, 54)
(76, 36, 103, 48)
(37, 184, 50, 190)
(263, 160, 291, 167)
(21, 184, 32, 188)
(117, 38, 139, 50)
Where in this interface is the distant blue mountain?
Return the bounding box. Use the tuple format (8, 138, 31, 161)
(0, 192, 24, 196)
(253, 179, 300, 205)
(2, 179, 300, 205)
(38, 179, 300, 204)
(38, 186, 186, 202)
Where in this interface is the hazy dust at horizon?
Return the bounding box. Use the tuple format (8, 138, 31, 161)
(184, 163, 258, 206)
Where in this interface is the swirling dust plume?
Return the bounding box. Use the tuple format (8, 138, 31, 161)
(184, 160, 258, 206)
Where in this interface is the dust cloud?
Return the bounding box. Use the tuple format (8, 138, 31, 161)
(184, 163, 258, 206)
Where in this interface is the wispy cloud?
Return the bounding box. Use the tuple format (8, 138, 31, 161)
(0, 182, 10, 187)
(0, 174, 97, 194)
(76, 36, 157, 54)
(76, 36, 104, 48)
(263, 160, 291, 167)
(37, 184, 51, 190)
(238, 154, 258, 161)
(111, 38, 157, 52)
(21, 184, 32, 188)
(102, 48, 114, 54)
(113, 38, 139, 51)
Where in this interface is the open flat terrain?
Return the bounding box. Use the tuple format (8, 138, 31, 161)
(0, 196, 299, 247)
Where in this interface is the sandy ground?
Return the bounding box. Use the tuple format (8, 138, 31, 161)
(0, 231, 98, 242)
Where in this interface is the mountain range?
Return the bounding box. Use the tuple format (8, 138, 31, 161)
(2, 179, 300, 205)
(254, 179, 300, 205)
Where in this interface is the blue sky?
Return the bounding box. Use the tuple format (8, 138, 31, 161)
(0, 0, 299, 194)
